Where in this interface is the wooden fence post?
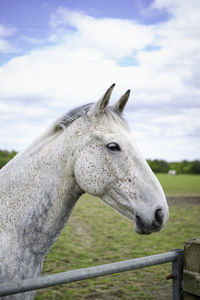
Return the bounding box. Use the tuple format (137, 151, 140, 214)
(183, 238, 200, 300)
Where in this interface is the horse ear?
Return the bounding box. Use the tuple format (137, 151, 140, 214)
(113, 89, 130, 114)
(88, 84, 115, 117)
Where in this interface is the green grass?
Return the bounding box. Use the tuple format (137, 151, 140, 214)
(1, 156, 199, 298)
(156, 173, 200, 196)
(35, 180, 200, 300)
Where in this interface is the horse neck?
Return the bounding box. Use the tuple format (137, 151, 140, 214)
(22, 130, 84, 247)
(0, 128, 84, 278)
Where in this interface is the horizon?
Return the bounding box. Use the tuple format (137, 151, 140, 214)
(1, 146, 200, 164)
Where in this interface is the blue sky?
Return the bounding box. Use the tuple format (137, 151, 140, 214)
(0, 0, 200, 161)
(0, 0, 169, 65)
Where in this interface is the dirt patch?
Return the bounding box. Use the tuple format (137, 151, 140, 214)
(167, 196, 200, 206)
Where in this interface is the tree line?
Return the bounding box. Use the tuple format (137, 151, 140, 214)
(0, 149, 200, 174)
(147, 159, 200, 174)
(0, 150, 17, 169)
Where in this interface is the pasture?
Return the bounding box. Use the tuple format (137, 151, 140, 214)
(34, 174, 200, 300)
(156, 173, 200, 196)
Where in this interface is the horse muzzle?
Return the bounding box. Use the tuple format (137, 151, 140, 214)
(134, 208, 166, 235)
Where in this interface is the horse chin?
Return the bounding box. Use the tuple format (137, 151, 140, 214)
(134, 220, 164, 235)
(134, 224, 152, 235)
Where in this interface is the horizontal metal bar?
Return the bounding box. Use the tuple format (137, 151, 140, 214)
(0, 251, 180, 297)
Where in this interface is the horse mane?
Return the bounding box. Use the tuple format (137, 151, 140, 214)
(55, 103, 93, 129)
(28, 103, 128, 152)
(55, 103, 127, 130)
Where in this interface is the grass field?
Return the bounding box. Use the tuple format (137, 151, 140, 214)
(35, 174, 200, 300)
(156, 173, 200, 196)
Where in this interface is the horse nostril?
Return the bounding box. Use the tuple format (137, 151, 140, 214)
(136, 215, 144, 228)
(154, 208, 164, 226)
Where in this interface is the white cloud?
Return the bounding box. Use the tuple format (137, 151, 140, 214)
(0, 24, 17, 53)
(128, 107, 200, 160)
(49, 7, 154, 59)
(0, 1, 200, 160)
(0, 24, 16, 37)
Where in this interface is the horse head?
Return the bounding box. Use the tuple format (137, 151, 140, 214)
(70, 84, 169, 235)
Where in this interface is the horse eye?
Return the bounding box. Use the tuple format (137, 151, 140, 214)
(106, 142, 121, 152)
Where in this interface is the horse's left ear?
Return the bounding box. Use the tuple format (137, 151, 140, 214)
(88, 84, 115, 117)
(113, 89, 130, 114)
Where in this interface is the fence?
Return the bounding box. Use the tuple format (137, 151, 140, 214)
(183, 238, 200, 300)
(0, 249, 184, 299)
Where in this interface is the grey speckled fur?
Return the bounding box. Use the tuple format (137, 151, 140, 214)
(0, 85, 168, 299)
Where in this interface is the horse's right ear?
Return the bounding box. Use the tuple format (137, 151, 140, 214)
(88, 84, 115, 118)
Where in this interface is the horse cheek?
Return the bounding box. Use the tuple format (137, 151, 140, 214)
(74, 154, 106, 196)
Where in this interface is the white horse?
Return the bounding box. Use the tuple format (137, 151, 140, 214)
(0, 84, 168, 299)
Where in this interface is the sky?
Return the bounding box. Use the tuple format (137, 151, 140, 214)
(0, 0, 200, 161)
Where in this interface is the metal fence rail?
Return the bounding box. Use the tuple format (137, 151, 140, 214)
(0, 249, 184, 299)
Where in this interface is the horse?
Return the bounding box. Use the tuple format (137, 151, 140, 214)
(0, 84, 169, 299)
